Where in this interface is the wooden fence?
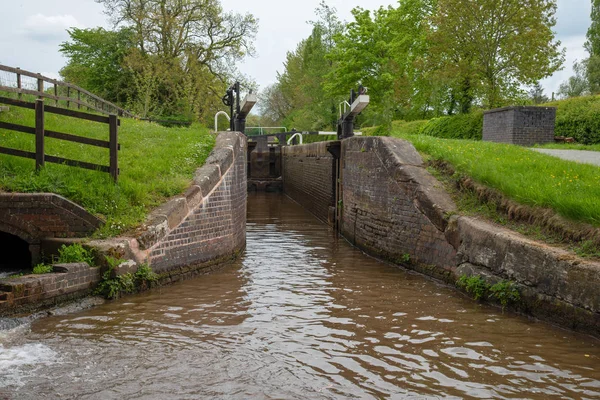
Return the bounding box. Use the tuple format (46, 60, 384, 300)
(0, 64, 135, 118)
(0, 96, 120, 182)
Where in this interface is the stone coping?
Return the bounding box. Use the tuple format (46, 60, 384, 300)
(483, 106, 557, 115)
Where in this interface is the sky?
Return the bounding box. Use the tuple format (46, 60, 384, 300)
(0, 0, 592, 98)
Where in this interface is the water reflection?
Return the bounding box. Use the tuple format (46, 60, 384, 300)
(1, 193, 599, 399)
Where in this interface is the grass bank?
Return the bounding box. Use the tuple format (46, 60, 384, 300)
(0, 104, 215, 237)
(392, 133, 600, 227)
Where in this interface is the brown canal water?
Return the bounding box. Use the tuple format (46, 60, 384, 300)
(1, 193, 600, 399)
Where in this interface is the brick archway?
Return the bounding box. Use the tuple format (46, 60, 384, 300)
(0, 230, 33, 272)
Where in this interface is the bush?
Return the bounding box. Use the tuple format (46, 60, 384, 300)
(544, 95, 600, 144)
(457, 275, 489, 300)
(33, 264, 53, 274)
(56, 244, 95, 265)
(95, 258, 159, 299)
(418, 111, 484, 140)
(391, 120, 428, 136)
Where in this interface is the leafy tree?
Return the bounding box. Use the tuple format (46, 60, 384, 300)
(587, 0, 600, 56)
(529, 82, 549, 104)
(586, 1, 600, 93)
(428, 0, 564, 109)
(325, 6, 402, 126)
(557, 60, 590, 99)
(59, 27, 136, 104)
(263, 1, 343, 130)
(95, 0, 257, 81)
(259, 83, 290, 125)
(78, 0, 259, 121)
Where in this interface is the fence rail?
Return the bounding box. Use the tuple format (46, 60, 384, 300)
(0, 64, 135, 118)
(0, 96, 120, 182)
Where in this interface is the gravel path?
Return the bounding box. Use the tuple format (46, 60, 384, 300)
(531, 148, 600, 167)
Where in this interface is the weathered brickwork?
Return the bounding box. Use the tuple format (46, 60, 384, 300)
(282, 142, 335, 223)
(0, 193, 102, 265)
(0, 263, 101, 313)
(0, 193, 101, 241)
(483, 106, 556, 146)
(146, 132, 247, 273)
(340, 137, 457, 272)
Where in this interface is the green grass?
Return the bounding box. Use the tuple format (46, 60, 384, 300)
(0, 101, 215, 237)
(393, 133, 600, 226)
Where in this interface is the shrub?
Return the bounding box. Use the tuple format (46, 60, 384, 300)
(134, 263, 159, 284)
(544, 95, 600, 144)
(489, 280, 520, 309)
(457, 275, 521, 310)
(391, 120, 428, 136)
(419, 111, 484, 140)
(95, 258, 159, 299)
(56, 244, 95, 265)
(33, 264, 53, 274)
(457, 275, 489, 300)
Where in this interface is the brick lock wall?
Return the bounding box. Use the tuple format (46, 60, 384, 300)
(148, 133, 247, 272)
(0, 263, 101, 312)
(483, 106, 556, 146)
(282, 142, 336, 223)
(340, 137, 457, 271)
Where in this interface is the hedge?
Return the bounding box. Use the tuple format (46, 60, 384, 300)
(418, 111, 483, 140)
(544, 95, 600, 144)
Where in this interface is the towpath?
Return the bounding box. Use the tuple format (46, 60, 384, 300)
(531, 148, 600, 167)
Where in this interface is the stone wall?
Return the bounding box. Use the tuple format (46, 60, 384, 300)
(483, 106, 556, 146)
(337, 136, 600, 335)
(282, 142, 336, 223)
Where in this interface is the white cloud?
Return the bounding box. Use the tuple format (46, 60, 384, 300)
(22, 14, 83, 42)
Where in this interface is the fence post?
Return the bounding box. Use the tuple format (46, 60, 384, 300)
(77, 90, 81, 110)
(54, 83, 58, 106)
(35, 99, 45, 171)
(67, 87, 70, 109)
(16, 68, 22, 100)
(37, 76, 43, 99)
(109, 114, 119, 182)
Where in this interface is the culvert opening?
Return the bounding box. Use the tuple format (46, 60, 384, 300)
(0, 231, 32, 277)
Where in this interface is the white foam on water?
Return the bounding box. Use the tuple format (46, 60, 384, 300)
(0, 341, 59, 388)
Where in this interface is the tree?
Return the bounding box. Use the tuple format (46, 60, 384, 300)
(324, 0, 439, 125)
(324, 6, 403, 126)
(265, 1, 344, 130)
(529, 83, 549, 104)
(587, 0, 600, 56)
(59, 27, 136, 104)
(258, 83, 290, 125)
(586, 0, 600, 93)
(557, 60, 590, 99)
(428, 0, 565, 109)
(90, 0, 258, 120)
(95, 0, 257, 81)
